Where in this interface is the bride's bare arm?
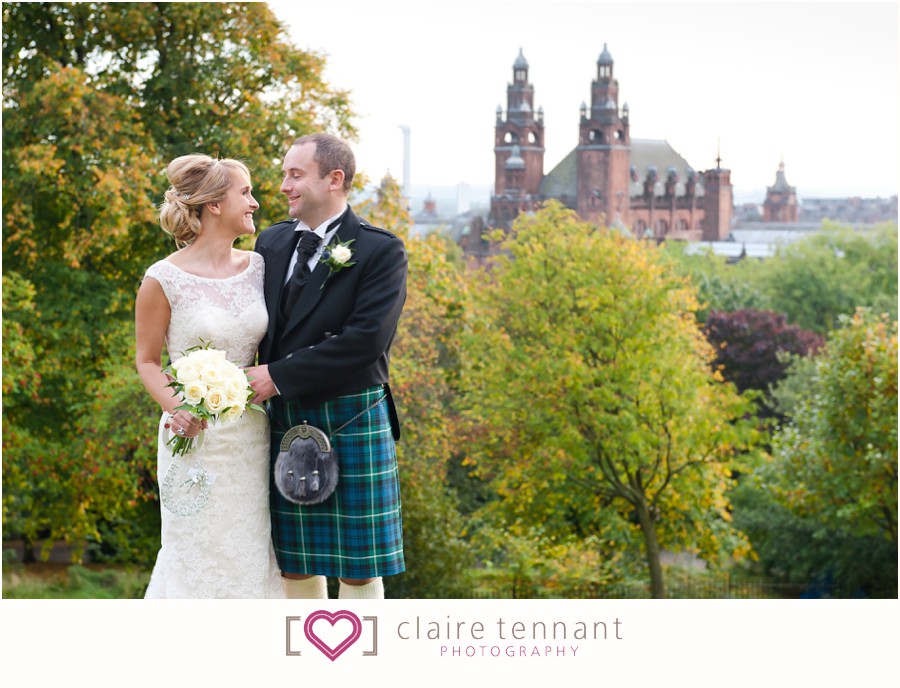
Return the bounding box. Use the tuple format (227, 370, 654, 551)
(135, 277, 204, 436)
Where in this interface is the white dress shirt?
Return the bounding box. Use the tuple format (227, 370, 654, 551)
(283, 209, 345, 285)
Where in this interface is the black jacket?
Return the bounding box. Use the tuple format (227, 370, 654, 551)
(255, 206, 407, 433)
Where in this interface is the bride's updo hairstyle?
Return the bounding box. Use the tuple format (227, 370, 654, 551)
(159, 154, 252, 247)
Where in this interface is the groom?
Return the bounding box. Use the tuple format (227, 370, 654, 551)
(247, 133, 407, 599)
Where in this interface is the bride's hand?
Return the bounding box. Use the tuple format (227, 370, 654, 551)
(165, 410, 206, 438)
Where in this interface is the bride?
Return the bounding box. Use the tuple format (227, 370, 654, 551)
(135, 154, 285, 598)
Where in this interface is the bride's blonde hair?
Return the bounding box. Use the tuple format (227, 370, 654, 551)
(159, 154, 251, 247)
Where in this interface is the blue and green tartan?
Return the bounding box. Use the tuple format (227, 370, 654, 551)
(268, 385, 405, 578)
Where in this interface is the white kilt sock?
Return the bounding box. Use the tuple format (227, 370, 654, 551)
(283, 575, 328, 599)
(338, 577, 384, 599)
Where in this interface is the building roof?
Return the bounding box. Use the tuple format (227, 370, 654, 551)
(685, 242, 777, 259)
(539, 148, 578, 199)
(538, 138, 705, 200)
(729, 225, 821, 242)
(514, 48, 528, 70)
(628, 139, 703, 197)
(598, 43, 613, 65)
(685, 224, 822, 260)
(768, 162, 794, 193)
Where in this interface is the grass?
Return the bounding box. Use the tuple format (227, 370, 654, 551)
(2, 550, 150, 599)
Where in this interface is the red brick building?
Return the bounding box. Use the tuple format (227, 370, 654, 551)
(762, 161, 799, 222)
(487, 46, 733, 244)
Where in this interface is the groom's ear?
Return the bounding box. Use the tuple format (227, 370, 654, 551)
(327, 169, 345, 192)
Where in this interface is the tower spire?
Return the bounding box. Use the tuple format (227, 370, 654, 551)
(489, 48, 545, 231)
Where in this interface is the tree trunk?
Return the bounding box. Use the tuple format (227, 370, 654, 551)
(20, 537, 36, 563)
(636, 501, 666, 598)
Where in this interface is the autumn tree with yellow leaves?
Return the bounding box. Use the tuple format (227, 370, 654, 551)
(356, 176, 476, 597)
(2, 2, 353, 561)
(461, 202, 762, 598)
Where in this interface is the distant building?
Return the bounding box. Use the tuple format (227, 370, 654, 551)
(799, 195, 898, 225)
(410, 190, 487, 245)
(449, 47, 896, 263)
(685, 224, 822, 262)
(763, 161, 799, 223)
(482, 46, 733, 252)
(411, 192, 441, 237)
(732, 162, 897, 229)
(691, 187, 896, 262)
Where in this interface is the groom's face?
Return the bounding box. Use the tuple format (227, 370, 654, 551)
(280, 143, 335, 228)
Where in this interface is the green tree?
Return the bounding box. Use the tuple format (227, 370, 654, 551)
(2, 1, 355, 561)
(660, 242, 766, 322)
(461, 202, 761, 598)
(661, 222, 898, 334)
(356, 176, 476, 598)
(733, 311, 898, 597)
(3, 1, 355, 229)
(768, 309, 898, 546)
(753, 222, 897, 334)
(730, 480, 897, 597)
(1, 61, 162, 560)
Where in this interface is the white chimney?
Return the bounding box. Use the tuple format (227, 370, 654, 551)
(398, 125, 411, 196)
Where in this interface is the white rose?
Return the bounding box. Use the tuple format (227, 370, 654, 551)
(189, 348, 225, 367)
(181, 366, 202, 384)
(204, 387, 227, 414)
(331, 245, 352, 264)
(172, 358, 201, 383)
(200, 361, 226, 386)
(220, 405, 243, 423)
(224, 364, 246, 382)
(183, 380, 207, 406)
(185, 349, 212, 364)
(224, 377, 248, 405)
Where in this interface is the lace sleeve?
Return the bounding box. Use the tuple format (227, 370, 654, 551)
(143, 260, 175, 304)
(142, 260, 196, 313)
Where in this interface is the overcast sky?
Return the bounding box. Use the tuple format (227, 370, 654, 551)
(268, 0, 898, 201)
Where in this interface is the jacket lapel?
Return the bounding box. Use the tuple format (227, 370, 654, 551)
(282, 207, 361, 337)
(263, 221, 300, 346)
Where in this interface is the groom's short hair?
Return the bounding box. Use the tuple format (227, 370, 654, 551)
(292, 133, 355, 193)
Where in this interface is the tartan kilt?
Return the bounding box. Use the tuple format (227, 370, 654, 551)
(268, 385, 405, 578)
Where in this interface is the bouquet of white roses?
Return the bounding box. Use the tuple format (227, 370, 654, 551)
(163, 341, 262, 457)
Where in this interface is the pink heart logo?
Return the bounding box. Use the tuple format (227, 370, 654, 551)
(304, 610, 363, 661)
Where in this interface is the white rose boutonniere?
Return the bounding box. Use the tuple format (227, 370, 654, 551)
(319, 238, 355, 289)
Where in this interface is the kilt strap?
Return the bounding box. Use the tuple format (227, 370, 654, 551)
(270, 392, 387, 439)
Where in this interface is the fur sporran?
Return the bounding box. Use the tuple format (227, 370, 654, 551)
(274, 423, 339, 505)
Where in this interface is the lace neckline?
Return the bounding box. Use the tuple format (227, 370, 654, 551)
(160, 253, 256, 282)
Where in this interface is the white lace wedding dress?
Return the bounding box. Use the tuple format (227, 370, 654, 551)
(142, 251, 285, 598)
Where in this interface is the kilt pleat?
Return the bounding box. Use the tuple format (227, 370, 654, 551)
(268, 386, 405, 578)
